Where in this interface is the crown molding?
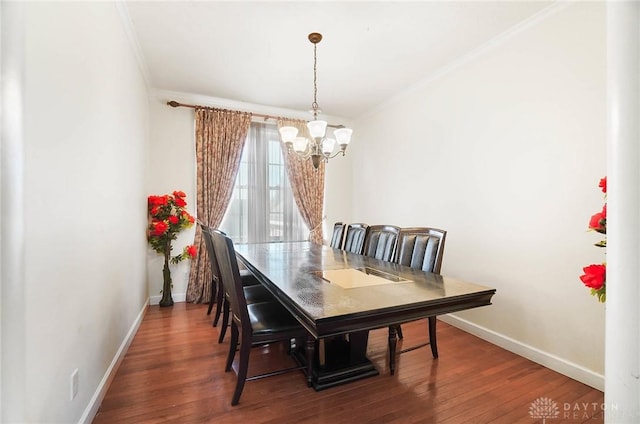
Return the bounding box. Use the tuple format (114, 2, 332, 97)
(115, 0, 152, 93)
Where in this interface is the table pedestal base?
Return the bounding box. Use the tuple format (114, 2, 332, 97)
(294, 330, 379, 391)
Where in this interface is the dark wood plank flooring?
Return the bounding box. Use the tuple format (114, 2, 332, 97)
(93, 303, 604, 423)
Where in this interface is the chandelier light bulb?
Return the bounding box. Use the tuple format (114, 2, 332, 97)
(334, 128, 352, 146)
(293, 137, 309, 153)
(307, 120, 328, 139)
(279, 126, 299, 143)
(322, 138, 336, 156)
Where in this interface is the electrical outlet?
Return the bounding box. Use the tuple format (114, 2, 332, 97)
(70, 368, 79, 400)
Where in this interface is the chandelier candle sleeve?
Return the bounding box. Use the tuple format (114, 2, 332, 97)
(293, 137, 309, 153)
(278, 32, 353, 169)
(322, 138, 336, 156)
(308, 120, 328, 138)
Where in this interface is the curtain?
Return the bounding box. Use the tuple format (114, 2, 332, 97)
(277, 119, 325, 244)
(220, 122, 308, 243)
(186, 107, 252, 304)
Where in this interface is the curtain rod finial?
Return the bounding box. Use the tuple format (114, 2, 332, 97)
(167, 101, 180, 107)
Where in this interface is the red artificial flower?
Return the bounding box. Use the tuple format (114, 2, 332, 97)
(147, 191, 195, 261)
(589, 204, 607, 233)
(599, 177, 607, 194)
(151, 220, 169, 236)
(182, 211, 195, 223)
(589, 211, 604, 230)
(186, 245, 198, 258)
(174, 196, 187, 207)
(580, 264, 606, 290)
(148, 195, 169, 207)
(579, 177, 607, 302)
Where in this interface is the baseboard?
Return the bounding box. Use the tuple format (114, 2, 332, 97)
(438, 314, 604, 391)
(149, 292, 186, 305)
(78, 300, 149, 424)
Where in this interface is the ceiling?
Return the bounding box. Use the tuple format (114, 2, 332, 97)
(124, 1, 553, 120)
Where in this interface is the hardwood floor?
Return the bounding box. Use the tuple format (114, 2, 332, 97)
(93, 303, 604, 423)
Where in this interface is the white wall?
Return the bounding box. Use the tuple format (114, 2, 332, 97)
(2, 2, 150, 422)
(146, 95, 196, 303)
(323, 136, 355, 240)
(351, 2, 606, 387)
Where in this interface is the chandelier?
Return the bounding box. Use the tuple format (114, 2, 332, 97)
(279, 33, 353, 169)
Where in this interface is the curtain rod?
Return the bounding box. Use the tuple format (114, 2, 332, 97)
(166, 100, 344, 129)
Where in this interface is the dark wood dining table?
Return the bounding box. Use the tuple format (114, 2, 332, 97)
(235, 241, 496, 390)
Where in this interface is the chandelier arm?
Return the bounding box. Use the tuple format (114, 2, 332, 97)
(323, 150, 347, 160)
(291, 149, 314, 160)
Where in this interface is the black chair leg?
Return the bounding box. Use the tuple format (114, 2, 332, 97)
(396, 324, 403, 339)
(226, 322, 239, 372)
(219, 298, 230, 343)
(388, 325, 398, 375)
(428, 316, 438, 359)
(231, 334, 251, 406)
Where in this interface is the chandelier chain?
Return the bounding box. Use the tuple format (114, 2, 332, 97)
(312, 42, 319, 119)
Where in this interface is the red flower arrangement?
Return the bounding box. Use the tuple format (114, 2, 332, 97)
(148, 190, 197, 306)
(579, 177, 606, 302)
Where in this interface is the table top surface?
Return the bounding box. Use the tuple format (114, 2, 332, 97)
(235, 241, 495, 337)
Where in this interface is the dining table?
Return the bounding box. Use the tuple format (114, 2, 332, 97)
(234, 241, 496, 390)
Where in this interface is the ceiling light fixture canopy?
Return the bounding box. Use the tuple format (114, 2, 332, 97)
(279, 32, 353, 169)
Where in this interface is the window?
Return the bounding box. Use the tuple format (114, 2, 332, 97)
(220, 122, 308, 243)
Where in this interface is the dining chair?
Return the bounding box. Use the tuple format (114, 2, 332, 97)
(329, 222, 346, 249)
(200, 223, 224, 316)
(389, 227, 447, 373)
(210, 230, 311, 406)
(216, 272, 275, 344)
(362, 225, 400, 262)
(200, 225, 267, 340)
(342, 223, 368, 254)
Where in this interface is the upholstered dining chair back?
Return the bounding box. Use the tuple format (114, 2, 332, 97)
(363, 225, 400, 262)
(394, 227, 447, 273)
(330, 222, 346, 249)
(210, 230, 250, 334)
(342, 223, 368, 254)
(201, 224, 221, 283)
(200, 224, 221, 314)
(206, 227, 266, 342)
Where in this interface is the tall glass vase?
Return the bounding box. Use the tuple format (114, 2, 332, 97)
(159, 250, 174, 307)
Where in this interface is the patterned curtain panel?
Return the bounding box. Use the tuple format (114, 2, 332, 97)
(277, 119, 325, 245)
(187, 108, 252, 303)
